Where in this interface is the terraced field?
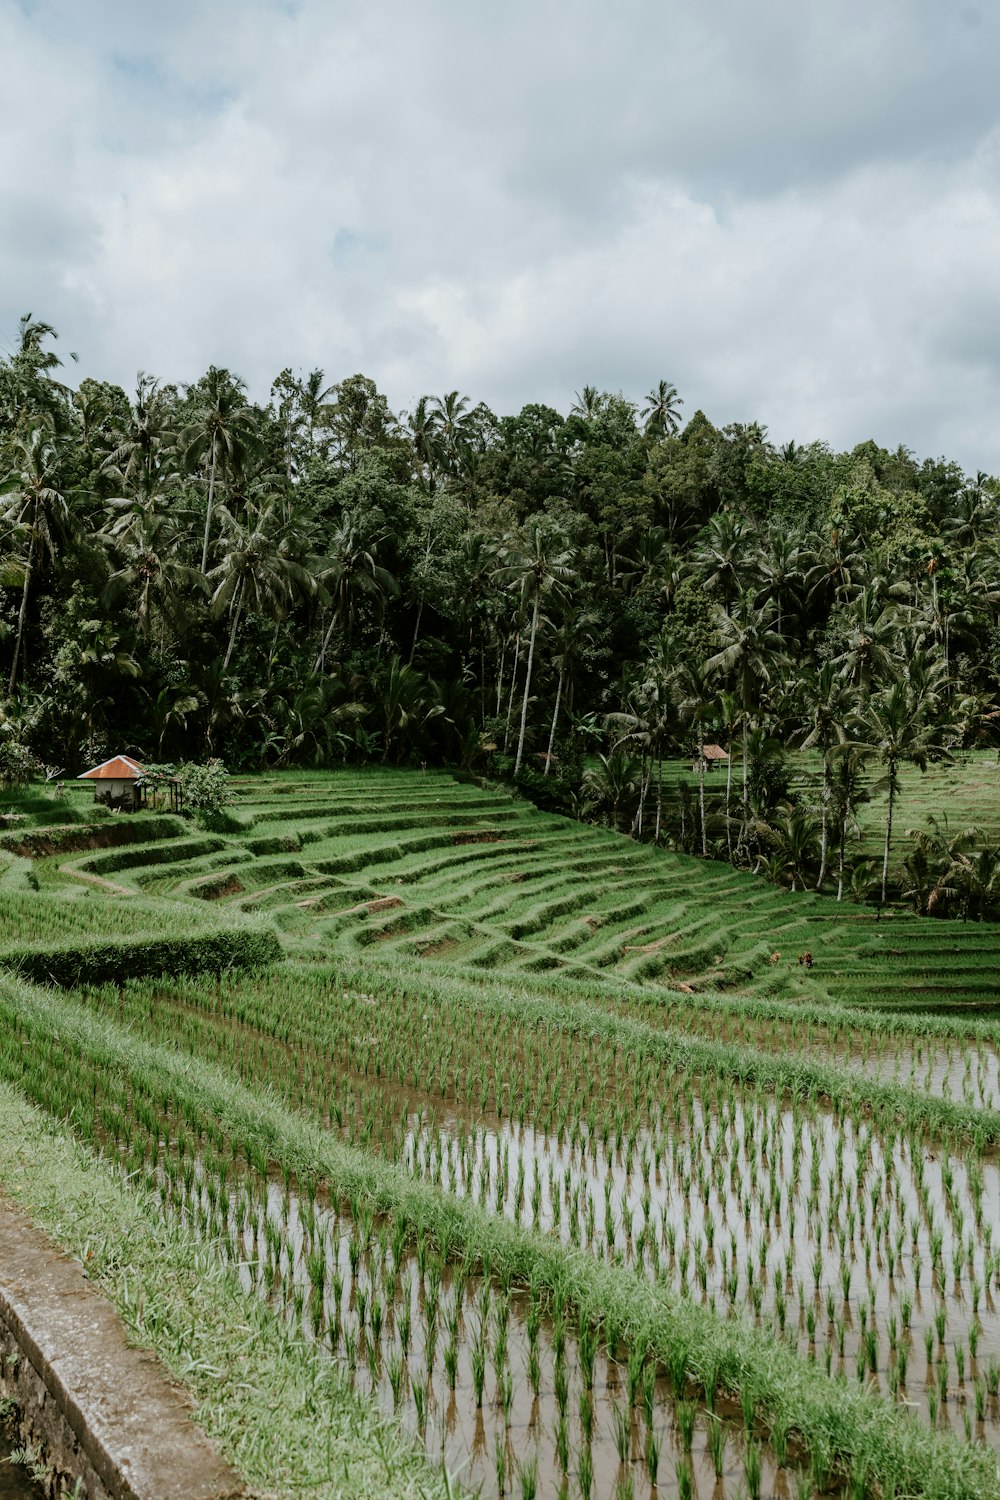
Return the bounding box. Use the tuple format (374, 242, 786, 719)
(4, 767, 1000, 1500)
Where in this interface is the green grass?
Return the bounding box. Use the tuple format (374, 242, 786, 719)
(9, 764, 1000, 1499)
(0, 1082, 459, 1500)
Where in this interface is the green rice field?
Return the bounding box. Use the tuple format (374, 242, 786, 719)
(4, 765, 1000, 1499)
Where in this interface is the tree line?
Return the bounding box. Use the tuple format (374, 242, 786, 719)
(3, 312, 1000, 911)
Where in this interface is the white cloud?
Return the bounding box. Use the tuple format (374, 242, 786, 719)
(3, 0, 1000, 468)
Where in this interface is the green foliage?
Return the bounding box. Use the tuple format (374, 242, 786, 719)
(0, 925, 279, 987)
(177, 759, 233, 820)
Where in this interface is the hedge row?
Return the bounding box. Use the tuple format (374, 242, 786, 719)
(0, 926, 281, 987)
(0, 815, 185, 859)
(81, 835, 226, 876)
(245, 834, 302, 856)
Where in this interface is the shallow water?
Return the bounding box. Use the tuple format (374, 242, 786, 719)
(162, 1163, 818, 1500)
(392, 1095, 1000, 1442)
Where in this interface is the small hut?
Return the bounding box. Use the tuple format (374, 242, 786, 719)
(692, 743, 730, 775)
(77, 754, 147, 811)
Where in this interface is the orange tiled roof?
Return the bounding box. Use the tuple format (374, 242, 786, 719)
(77, 755, 145, 781)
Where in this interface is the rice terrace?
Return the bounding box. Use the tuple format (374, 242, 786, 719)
(2, 754, 1000, 1500)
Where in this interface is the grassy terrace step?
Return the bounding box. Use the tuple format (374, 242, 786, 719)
(18, 766, 1000, 1497)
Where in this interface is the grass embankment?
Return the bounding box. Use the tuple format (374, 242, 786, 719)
(0, 1081, 458, 1500)
(1, 974, 997, 1500)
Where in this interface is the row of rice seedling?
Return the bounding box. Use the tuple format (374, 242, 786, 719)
(0, 971, 992, 1498)
(580, 984, 1000, 1110)
(75, 961, 1000, 1438)
(0, 888, 219, 944)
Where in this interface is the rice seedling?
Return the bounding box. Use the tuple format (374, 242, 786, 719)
(14, 768, 1000, 1500)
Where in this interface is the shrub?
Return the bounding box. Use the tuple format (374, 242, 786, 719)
(0, 925, 280, 987)
(176, 759, 234, 823)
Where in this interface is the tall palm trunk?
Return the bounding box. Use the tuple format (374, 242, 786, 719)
(9, 530, 34, 694)
(314, 600, 347, 675)
(200, 449, 217, 576)
(879, 765, 897, 917)
(222, 582, 245, 672)
(725, 746, 734, 862)
(495, 637, 507, 717)
(817, 747, 831, 890)
(514, 598, 539, 775)
(634, 753, 651, 838)
(655, 753, 664, 843)
(698, 745, 707, 857)
(544, 669, 564, 775)
(741, 713, 750, 844)
(503, 635, 521, 753)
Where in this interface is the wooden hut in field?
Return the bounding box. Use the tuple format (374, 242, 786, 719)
(77, 755, 147, 811)
(692, 743, 729, 774)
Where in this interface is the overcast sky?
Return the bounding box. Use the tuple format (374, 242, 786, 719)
(3, 0, 1000, 471)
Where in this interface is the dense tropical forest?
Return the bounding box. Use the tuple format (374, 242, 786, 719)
(3, 312, 999, 910)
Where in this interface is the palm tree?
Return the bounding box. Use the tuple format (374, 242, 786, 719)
(409, 396, 443, 494)
(182, 367, 259, 575)
(312, 510, 398, 673)
(570, 386, 602, 421)
(1, 423, 71, 691)
(299, 369, 336, 458)
(501, 525, 576, 775)
(101, 507, 205, 655)
(544, 606, 600, 775)
(852, 680, 946, 913)
(705, 591, 784, 838)
(207, 502, 315, 672)
(376, 655, 445, 764)
(753, 530, 803, 637)
(796, 661, 852, 889)
(676, 659, 719, 856)
(609, 663, 674, 841)
(716, 688, 742, 862)
(758, 807, 821, 891)
(103, 374, 174, 505)
(832, 584, 906, 692)
(428, 391, 473, 473)
(641, 380, 684, 437)
(583, 750, 640, 833)
(695, 510, 752, 613)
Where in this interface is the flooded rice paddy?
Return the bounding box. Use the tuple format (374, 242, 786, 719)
(164, 1163, 822, 1500)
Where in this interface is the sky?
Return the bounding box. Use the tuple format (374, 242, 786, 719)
(3, 0, 1000, 471)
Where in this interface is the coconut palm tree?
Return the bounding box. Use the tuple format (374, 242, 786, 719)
(182, 367, 259, 574)
(500, 524, 576, 775)
(570, 386, 603, 421)
(299, 369, 336, 458)
(705, 591, 784, 839)
(641, 380, 684, 437)
(695, 510, 752, 614)
(832, 584, 906, 692)
(101, 507, 205, 655)
(796, 661, 853, 889)
(852, 680, 948, 913)
(102, 374, 175, 505)
(312, 509, 398, 672)
(544, 605, 600, 775)
(676, 658, 719, 856)
(207, 501, 315, 672)
(1, 423, 72, 691)
(609, 662, 674, 841)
